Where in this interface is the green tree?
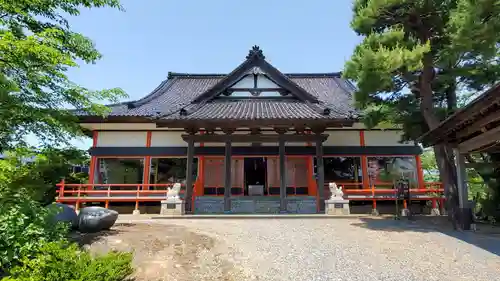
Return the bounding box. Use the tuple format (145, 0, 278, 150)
(3, 147, 89, 205)
(421, 150, 485, 200)
(344, 0, 500, 227)
(0, 156, 70, 272)
(0, 0, 127, 150)
(0, 1, 134, 278)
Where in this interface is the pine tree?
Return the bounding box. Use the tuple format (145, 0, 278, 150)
(344, 0, 500, 227)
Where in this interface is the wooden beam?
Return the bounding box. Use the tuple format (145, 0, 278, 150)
(279, 136, 286, 212)
(156, 119, 353, 128)
(360, 130, 369, 190)
(181, 133, 328, 143)
(455, 109, 500, 140)
(88, 131, 99, 186)
(143, 131, 152, 190)
(316, 138, 325, 212)
(465, 162, 500, 169)
(458, 125, 500, 153)
(224, 141, 232, 212)
(415, 154, 425, 189)
(185, 138, 195, 213)
(227, 87, 283, 92)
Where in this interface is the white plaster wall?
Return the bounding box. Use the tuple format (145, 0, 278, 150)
(96, 131, 147, 147)
(257, 75, 279, 88)
(203, 142, 225, 147)
(364, 130, 413, 146)
(150, 131, 185, 147)
(231, 75, 254, 88)
(286, 142, 308, 146)
(80, 123, 157, 131)
(324, 131, 360, 146)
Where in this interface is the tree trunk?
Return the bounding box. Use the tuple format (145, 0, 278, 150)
(420, 54, 462, 228)
(433, 145, 460, 228)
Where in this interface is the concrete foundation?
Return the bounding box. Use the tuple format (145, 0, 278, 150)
(325, 199, 350, 216)
(371, 208, 379, 216)
(194, 196, 317, 214)
(132, 209, 141, 215)
(160, 198, 185, 216)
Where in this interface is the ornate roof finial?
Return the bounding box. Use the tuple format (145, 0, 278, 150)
(246, 45, 265, 60)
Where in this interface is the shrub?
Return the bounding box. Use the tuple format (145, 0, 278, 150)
(2, 148, 89, 206)
(1, 151, 134, 280)
(4, 242, 134, 281)
(0, 157, 70, 272)
(0, 200, 69, 272)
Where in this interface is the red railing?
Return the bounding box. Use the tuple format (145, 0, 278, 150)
(56, 180, 445, 211)
(56, 181, 193, 210)
(323, 181, 445, 210)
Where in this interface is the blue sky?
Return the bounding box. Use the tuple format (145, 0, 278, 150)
(65, 0, 362, 149)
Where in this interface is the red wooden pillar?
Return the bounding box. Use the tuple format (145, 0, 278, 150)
(195, 131, 205, 197)
(306, 130, 317, 196)
(360, 130, 376, 210)
(192, 131, 205, 212)
(143, 131, 152, 190)
(87, 131, 99, 189)
(415, 154, 425, 189)
(359, 130, 369, 190)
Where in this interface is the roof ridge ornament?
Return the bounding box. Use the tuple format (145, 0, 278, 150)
(246, 45, 265, 60)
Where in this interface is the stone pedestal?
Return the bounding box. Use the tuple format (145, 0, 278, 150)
(371, 208, 379, 216)
(325, 199, 350, 216)
(160, 198, 185, 216)
(132, 209, 141, 215)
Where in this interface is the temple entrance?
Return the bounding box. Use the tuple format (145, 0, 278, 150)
(244, 157, 267, 196)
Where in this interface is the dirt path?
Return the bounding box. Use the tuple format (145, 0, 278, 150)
(77, 223, 256, 281)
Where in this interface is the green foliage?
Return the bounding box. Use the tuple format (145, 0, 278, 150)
(344, 0, 500, 140)
(0, 1, 133, 279)
(2, 147, 89, 205)
(420, 149, 500, 222)
(420, 150, 484, 197)
(4, 242, 133, 281)
(0, 0, 127, 150)
(0, 156, 70, 272)
(0, 201, 69, 273)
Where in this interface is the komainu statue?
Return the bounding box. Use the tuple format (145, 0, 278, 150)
(166, 182, 182, 199)
(328, 182, 344, 200)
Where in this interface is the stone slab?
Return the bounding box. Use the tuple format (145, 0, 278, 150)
(160, 199, 185, 216)
(194, 197, 224, 214)
(325, 199, 350, 216)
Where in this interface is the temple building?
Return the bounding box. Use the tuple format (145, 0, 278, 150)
(74, 46, 429, 214)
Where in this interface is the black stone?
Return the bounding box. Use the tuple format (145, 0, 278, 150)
(77, 207, 118, 233)
(53, 203, 78, 229)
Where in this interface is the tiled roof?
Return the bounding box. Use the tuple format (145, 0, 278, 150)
(163, 99, 345, 121)
(76, 73, 357, 121)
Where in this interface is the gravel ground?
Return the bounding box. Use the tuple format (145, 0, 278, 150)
(103, 216, 500, 281)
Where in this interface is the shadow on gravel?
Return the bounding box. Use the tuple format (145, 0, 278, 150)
(351, 217, 500, 257)
(70, 223, 135, 246)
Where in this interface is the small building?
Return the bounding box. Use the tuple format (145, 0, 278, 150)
(74, 46, 430, 214)
(419, 82, 500, 228)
